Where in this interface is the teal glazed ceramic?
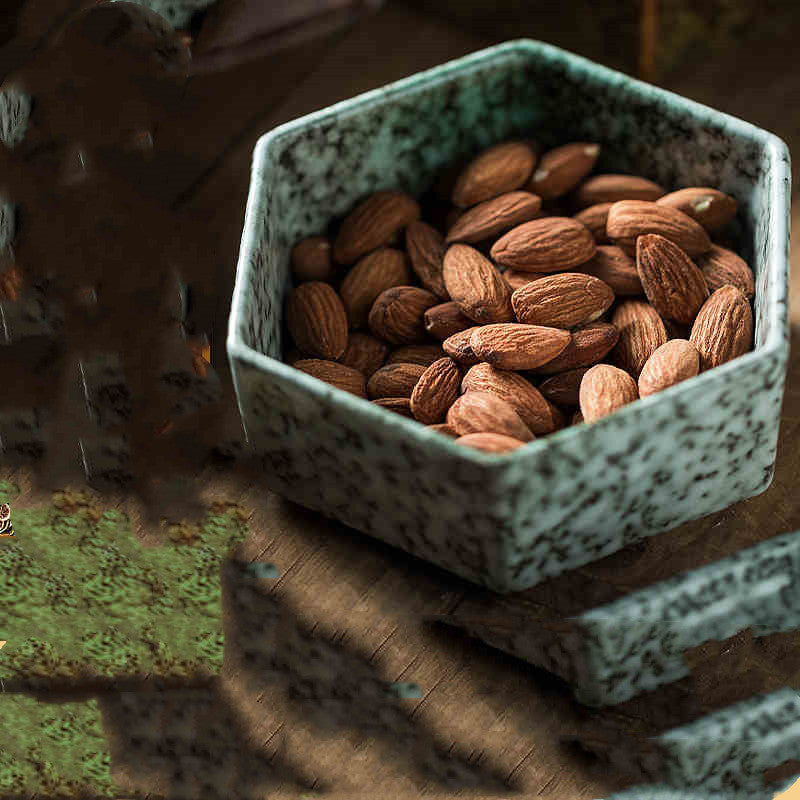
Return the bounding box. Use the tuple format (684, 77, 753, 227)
(227, 40, 791, 593)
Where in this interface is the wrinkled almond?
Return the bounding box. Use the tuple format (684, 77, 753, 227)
(638, 339, 700, 397)
(578, 245, 642, 296)
(527, 142, 600, 199)
(470, 323, 571, 370)
(695, 245, 755, 300)
(446, 191, 542, 244)
(442, 327, 482, 366)
(455, 432, 526, 453)
(491, 217, 596, 273)
(367, 362, 425, 399)
(291, 236, 336, 283)
(410, 357, 462, 424)
(442, 243, 514, 323)
(534, 322, 620, 374)
(656, 187, 737, 233)
(405, 220, 449, 299)
(294, 359, 367, 398)
(368, 285, 439, 345)
(448, 391, 533, 441)
(373, 397, 414, 417)
(689, 285, 754, 371)
(502, 269, 536, 290)
(339, 332, 389, 378)
(574, 202, 614, 244)
(286, 281, 349, 360)
(611, 299, 668, 377)
(572, 174, 665, 208)
(539, 367, 592, 407)
(387, 343, 446, 366)
(428, 423, 458, 437)
(424, 301, 474, 340)
(579, 364, 639, 422)
(452, 141, 537, 208)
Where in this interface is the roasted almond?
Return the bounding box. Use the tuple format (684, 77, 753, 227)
(405, 220, 449, 299)
(502, 269, 536, 290)
(368, 285, 439, 345)
(424, 301, 474, 340)
(539, 367, 591, 407)
(447, 391, 533, 442)
(578, 245, 642, 296)
(636, 234, 709, 324)
(572, 174, 665, 209)
(689, 285, 754, 371)
(534, 322, 620, 374)
(638, 339, 700, 397)
(462, 363, 559, 434)
(606, 200, 712, 257)
(387, 343, 446, 366)
(611, 299, 668, 377)
(442, 243, 514, 323)
(446, 191, 542, 244)
(442, 326, 482, 366)
(294, 359, 367, 398)
(410, 357, 462, 424)
(695, 245, 755, 300)
(579, 364, 639, 422)
(656, 187, 737, 233)
(470, 323, 571, 370)
(455, 432, 526, 453)
(367, 362, 425, 399)
(491, 216, 597, 273)
(451, 140, 537, 208)
(339, 332, 389, 378)
(339, 247, 412, 329)
(286, 281, 349, 360)
(333, 190, 421, 264)
(428, 423, 458, 437)
(511, 272, 615, 329)
(527, 142, 600, 199)
(290, 236, 336, 283)
(573, 202, 614, 244)
(373, 397, 414, 417)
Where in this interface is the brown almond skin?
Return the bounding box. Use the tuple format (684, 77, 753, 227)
(455, 432, 526, 453)
(290, 236, 336, 283)
(294, 359, 367, 398)
(373, 397, 414, 418)
(656, 188, 738, 233)
(606, 200, 712, 257)
(405, 220, 448, 299)
(387, 343, 446, 367)
(451, 141, 537, 208)
(539, 367, 592, 407)
(574, 202, 614, 244)
(286, 281, 349, 360)
(442, 243, 514, 323)
(534, 322, 620, 375)
(612, 299, 668, 378)
(424, 301, 474, 340)
(448, 391, 533, 442)
(368, 285, 439, 345)
(579, 364, 639, 422)
(638, 339, 700, 397)
(578, 245, 643, 296)
(442, 327, 482, 366)
(690, 285, 754, 371)
(339, 247, 412, 329)
(636, 234, 710, 324)
(410, 357, 462, 424)
(491, 217, 597, 273)
(470, 323, 571, 371)
(695, 245, 755, 300)
(366, 362, 425, 399)
(428, 423, 458, 437)
(446, 191, 542, 244)
(461, 362, 559, 434)
(333, 190, 421, 265)
(339, 332, 389, 378)
(572, 174, 665, 209)
(527, 142, 600, 199)
(511, 272, 615, 329)
(502, 269, 536, 290)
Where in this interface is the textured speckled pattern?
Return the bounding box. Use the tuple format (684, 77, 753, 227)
(227, 40, 790, 594)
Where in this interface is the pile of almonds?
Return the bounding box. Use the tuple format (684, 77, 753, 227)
(283, 139, 754, 454)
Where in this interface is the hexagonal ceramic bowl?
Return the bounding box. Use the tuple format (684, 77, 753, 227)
(227, 40, 790, 593)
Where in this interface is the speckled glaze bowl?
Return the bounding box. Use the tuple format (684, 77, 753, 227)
(227, 40, 791, 593)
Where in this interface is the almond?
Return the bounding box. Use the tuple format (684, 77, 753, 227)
(451, 141, 537, 208)
(638, 339, 700, 397)
(606, 200, 712, 257)
(511, 273, 615, 329)
(339, 332, 389, 378)
(410, 357, 462, 424)
(387, 343, 446, 366)
(461, 362, 559, 434)
(578, 245, 642, 296)
(294, 358, 367, 398)
(572, 174, 665, 209)
(470, 323, 571, 370)
(286, 281, 349, 360)
(424, 301, 474, 340)
(405, 220, 449, 299)
(611, 299, 668, 377)
(539, 367, 591, 406)
(368, 285, 439, 345)
(333, 190, 421, 264)
(367, 362, 425, 399)
(442, 243, 514, 323)
(290, 236, 336, 283)
(574, 202, 614, 244)
(656, 187, 737, 233)
(491, 217, 596, 273)
(579, 364, 639, 422)
(446, 191, 542, 244)
(695, 245, 755, 300)
(339, 247, 412, 328)
(373, 397, 414, 417)
(636, 234, 709, 324)
(442, 326, 482, 366)
(502, 269, 536, 290)
(527, 142, 600, 199)
(428, 423, 458, 437)
(447, 391, 533, 441)
(455, 432, 526, 453)
(689, 285, 753, 371)
(534, 322, 620, 374)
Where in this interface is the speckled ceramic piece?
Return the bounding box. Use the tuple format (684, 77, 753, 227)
(227, 40, 790, 594)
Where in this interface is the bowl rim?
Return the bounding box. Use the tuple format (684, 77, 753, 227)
(227, 38, 791, 468)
